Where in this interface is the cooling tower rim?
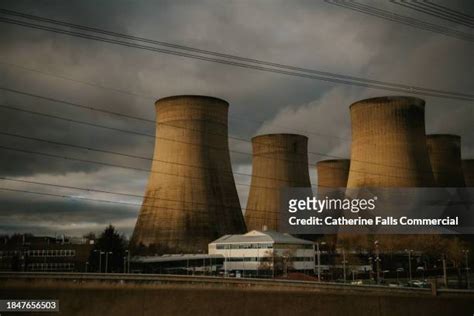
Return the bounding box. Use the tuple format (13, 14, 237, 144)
(349, 96, 425, 109)
(155, 95, 229, 106)
(251, 133, 308, 142)
(426, 134, 461, 140)
(316, 159, 350, 165)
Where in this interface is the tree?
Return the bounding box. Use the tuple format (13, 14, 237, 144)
(88, 225, 127, 273)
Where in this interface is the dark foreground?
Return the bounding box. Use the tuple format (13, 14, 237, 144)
(0, 273, 473, 316)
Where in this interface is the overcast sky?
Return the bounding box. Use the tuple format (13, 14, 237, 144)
(0, 0, 472, 237)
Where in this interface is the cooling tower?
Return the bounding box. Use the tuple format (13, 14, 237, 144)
(463, 159, 474, 187)
(131, 95, 246, 253)
(245, 134, 311, 231)
(426, 134, 465, 187)
(347, 96, 435, 188)
(316, 159, 350, 189)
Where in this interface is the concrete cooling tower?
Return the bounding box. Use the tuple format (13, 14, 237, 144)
(463, 159, 474, 187)
(426, 134, 465, 187)
(316, 159, 350, 189)
(245, 134, 311, 231)
(347, 96, 435, 188)
(131, 95, 246, 253)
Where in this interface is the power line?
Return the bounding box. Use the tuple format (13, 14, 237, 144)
(0, 101, 339, 168)
(325, 0, 474, 43)
(1, 84, 453, 176)
(0, 99, 442, 177)
(0, 129, 321, 187)
(390, 0, 474, 28)
(423, 0, 474, 21)
(0, 133, 439, 187)
(0, 183, 299, 221)
(0, 14, 473, 101)
(0, 61, 348, 141)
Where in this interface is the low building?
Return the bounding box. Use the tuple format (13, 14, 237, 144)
(130, 254, 224, 274)
(0, 234, 95, 272)
(208, 230, 315, 277)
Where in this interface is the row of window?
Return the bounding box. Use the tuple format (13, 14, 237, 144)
(27, 263, 75, 271)
(215, 243, 314, 250)
(25, 249, 76, 257)
(0, 250, 76, 257)
(216, 243, 273, 250)
(226, 256, 314, 262)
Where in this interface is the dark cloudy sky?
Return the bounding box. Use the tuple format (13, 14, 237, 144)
(0, 0, 472, 237)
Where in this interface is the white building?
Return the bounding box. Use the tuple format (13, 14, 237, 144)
(208, 230, 315, 276)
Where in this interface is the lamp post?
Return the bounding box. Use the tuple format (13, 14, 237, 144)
(85, 261, 89, 273)
(316, 241, 326, 282)
(93, 250, 103, 273)
(105, 251, 112, 273)
(125, 250, 130, 274)
(368, 256, 373, 281)
(405, 249, 413, 282)
(462, 249, 470, 289)
(442, 255, 447, 288)
(373, 241, 382, 284)
(342, 248, 347, 283)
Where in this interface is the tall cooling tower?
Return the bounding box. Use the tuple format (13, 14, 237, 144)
(463, 159, 474, 187)
(131, 95, 246, 253)
(426, 134, 465, 187)
(245, 134, 311, 231)
(316, 159, 350, 189)
(347, 96, 435, 188)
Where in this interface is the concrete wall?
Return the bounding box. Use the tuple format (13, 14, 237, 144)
(463, 159, 474, 187)
(1, 277, 473, 316)
(316, 159, 350, 189)
(347, 96, 434, 188)
(245, 134, 311, 231)
(427, 134, 465, 187)
(131, 96, 246, 253)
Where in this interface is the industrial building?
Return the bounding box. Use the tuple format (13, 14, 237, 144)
(426, 134, 465, 187)
(347, 96, 435, 188)
(131, 95, 246, 254)
(208, 230, 315, 277)
(245, 134, 311, 231)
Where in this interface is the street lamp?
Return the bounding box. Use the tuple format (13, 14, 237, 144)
(441, 255, 448, 288)
(462, 249, 470, 289)
(368, 256, 373, 281)
(374, 240, 381, 285)
(93, 250, 103, 273)
(315, 241, 326, 282)
(405, 249, 413, 282)
(342, 248, 348, 283)
(125, 250, 130, 274)
(105, 251, 112, 273)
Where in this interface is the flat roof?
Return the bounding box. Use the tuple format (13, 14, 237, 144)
(131, 254, 224, 263)
(210, 230, 313, 245)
